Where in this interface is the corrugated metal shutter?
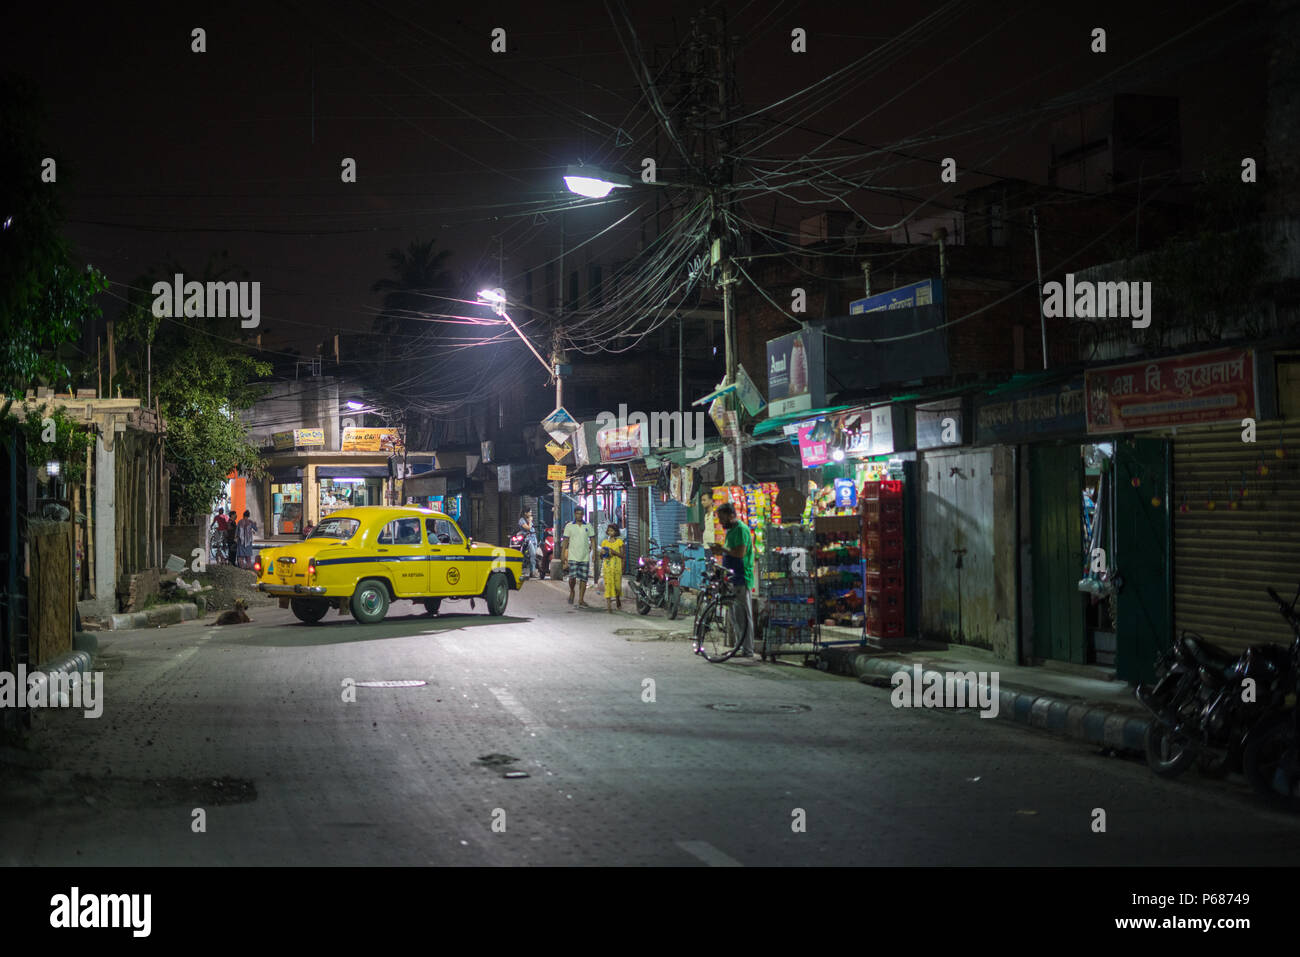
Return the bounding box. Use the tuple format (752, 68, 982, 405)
(650, 494, 688, 548)
(626, 489, 645, 567)
(1173, 421, 1300, 654)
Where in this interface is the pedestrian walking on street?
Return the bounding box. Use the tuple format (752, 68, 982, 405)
(600, 524, 624, 612)
(226, 510, 239, 567)
(709, 502, 755, 658)
(236, 510, 258, 569)
(518, 508, 538, 579)
(562, 507, 597, 607)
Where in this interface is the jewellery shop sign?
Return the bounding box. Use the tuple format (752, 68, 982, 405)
(1084, 348, 1257, 435)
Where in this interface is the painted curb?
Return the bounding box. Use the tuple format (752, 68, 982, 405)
(26, 649, 94, 705)
(107, 602, 199, 631)
(824, 647, 1151, 752)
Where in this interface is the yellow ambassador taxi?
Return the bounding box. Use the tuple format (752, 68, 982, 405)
(254, 506, 524, 624)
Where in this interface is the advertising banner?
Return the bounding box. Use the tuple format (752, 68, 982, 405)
(341, 427, 403, 452)
(545, 440, 571, 462)
(271, 428, 325, 450)
(628, 461, 658, 487)
(766, 328, 826, 418)
(1085, 348, 1256, 434)
(596, 422, 647, 462)
(797, 422, 830, 468)
(547, 464, 567, 481)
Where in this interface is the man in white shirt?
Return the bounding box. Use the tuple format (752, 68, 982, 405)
(562, 507, 597, 607)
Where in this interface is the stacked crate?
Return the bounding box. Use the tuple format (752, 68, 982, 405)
(861, 479, 905, 639)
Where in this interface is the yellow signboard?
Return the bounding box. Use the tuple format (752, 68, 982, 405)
(545, 440, 571, 462)
(341, 427, 403, 452)
(272, 428, 325, 450)
(547, 464, 567, 481)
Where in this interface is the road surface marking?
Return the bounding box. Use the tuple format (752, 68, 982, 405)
(676, 841, 743, 867)
(490, 687, 545, 734)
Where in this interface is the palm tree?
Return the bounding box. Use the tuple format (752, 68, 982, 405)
(370, 239, 459, 358)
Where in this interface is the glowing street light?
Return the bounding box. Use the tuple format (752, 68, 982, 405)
(475, 290, 551, 376)
(562, 165, 637, 199)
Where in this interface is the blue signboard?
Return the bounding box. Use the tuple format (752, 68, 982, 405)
(849, 278, 943, 315)
(972, 376, 1087, 445)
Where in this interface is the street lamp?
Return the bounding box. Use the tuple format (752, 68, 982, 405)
(562, 165, 637, 199)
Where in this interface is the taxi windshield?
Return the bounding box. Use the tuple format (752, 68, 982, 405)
(308, 518, 359, 541)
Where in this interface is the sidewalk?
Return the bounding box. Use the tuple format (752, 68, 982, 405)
(817, 635, 1150, 754)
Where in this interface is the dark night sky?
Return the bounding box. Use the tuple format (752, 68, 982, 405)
(2, 0, 1268, 358)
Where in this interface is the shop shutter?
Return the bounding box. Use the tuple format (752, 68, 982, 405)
(1172, 421, 1300, 654)
(649, 494, 688, 549)
(626, 489, 645, 567)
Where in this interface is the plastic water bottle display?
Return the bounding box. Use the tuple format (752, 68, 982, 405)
(790, 336, 808, 395)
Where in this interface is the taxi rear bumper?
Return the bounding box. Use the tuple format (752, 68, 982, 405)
(257, 583, 328, 596)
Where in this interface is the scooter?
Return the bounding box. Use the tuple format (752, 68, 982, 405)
(633, 539, 684, 619)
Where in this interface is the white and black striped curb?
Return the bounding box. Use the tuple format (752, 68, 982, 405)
(107, 602, 199, 631)
(824, 649, 1150, 753)
(28, 631, 99, 700)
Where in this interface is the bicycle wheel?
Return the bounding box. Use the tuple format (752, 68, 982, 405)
(695, 596, 739, 662)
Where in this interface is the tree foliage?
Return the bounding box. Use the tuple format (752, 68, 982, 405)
(115, 253, 271, 521)
(0, 72, 107, 396)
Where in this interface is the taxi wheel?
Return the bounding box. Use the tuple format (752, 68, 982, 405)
(290, 598, 330, 625)
(485, 574, 509, 616)
(423, 598, 442, 617)
(351, 579, 390, 624)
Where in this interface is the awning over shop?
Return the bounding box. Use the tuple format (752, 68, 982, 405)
(751, 403, 856, 437)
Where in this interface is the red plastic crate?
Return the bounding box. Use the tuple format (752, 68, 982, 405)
(862, 514, 903, 536)
(864, 569, 905, 593)
(866, 590, 904, 614)
(861, 497, 902, 517)
(865, 609, 904, 639)
(865, 556, 904, 574)
(863, 479, 903, 501)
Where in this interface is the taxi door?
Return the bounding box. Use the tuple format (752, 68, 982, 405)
(426, 517, 477, 596)
(374, 517, 429, 597)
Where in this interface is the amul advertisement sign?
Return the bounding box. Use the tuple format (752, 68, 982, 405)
(1085, 348, 1256, 434)
(767, 328, 825, 418)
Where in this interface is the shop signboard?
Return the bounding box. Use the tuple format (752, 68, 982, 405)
(341, 427, 403, 452)
(733, 364, 768, 417)
(839, 404, 900, 457)
(766, 328, 826, 417)
(849, 278, 943, 315)
(973, 376, 1087, 445)
(547, 464, 567, 481)
(915, 398, 968, 450)
(797, 422, 831, 467)
(1084, 348, 1256, 435)
(596, 422, 647, 462)
(628, 460, 658, 487)
(497, 465, 512, 493)
(271, 428, 325, 450)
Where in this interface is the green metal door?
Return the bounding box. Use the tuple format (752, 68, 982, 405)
(1114, 438, 1171, 684)
(1031, 444, 1086, 663)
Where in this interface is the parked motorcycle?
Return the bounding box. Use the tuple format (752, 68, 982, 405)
(508, 524, 554, 579)
(1136, 581, 1300, 796)
(633, 539, 684, 619)
(1242, 585, 1300, 809)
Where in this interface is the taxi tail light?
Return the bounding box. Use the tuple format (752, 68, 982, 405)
(308, 558, 317, 579)
(253, 557, 262, 575)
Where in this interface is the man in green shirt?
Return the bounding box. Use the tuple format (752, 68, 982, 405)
(709, 503, 755, 657)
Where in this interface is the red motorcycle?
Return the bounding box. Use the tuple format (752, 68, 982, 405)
(634, 540, 684, 619)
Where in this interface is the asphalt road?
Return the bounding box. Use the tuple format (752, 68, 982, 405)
(4, 578, 1300, 866)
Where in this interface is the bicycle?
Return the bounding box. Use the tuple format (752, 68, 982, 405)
(694, 562, 743, 662)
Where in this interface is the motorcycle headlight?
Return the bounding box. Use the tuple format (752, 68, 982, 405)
(638, 557, 646, 567)
(669, 562, 683, 575)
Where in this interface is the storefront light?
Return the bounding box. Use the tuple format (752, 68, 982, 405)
(831, 448, 846, 462)
(45, 460, 61, 477)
